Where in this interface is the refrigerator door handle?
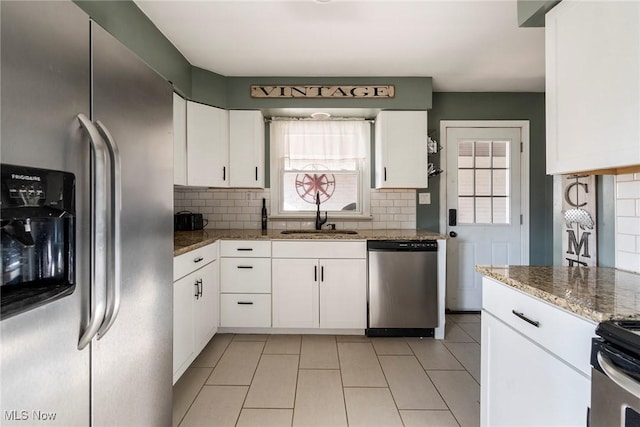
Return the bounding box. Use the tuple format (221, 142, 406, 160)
(77, 113, 109, 350)
(95, 120, 122, 339)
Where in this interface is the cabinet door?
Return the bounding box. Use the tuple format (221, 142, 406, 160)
(319, 259, 366, 329)
(546, 1, 640, 174)
(375, 111, 428, 188)
(187, 101, 229, 187)
(272, 258, 319, 328)
(173, 93, 187, 186)
(229, 110, 264, 188)
(481, 312, 590, 427)
(194, 261, 218, 353)
(173, 272, 196, 383)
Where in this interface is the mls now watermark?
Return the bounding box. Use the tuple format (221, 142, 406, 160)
(4, 410, 57, 422)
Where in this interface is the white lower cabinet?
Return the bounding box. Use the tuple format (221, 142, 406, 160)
(172, 243, 219, 384)
(219, 240, 272, 328)
(272, 241, 367, 329)
(481, 277, 594, 427)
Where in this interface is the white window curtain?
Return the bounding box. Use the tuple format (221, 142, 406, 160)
(271, 120, 369, 166)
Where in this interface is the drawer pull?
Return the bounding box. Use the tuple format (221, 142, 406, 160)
(237, 301, 254, 305)
(236, 248, 253, 252)
(512, 310, 540, 328)
(193, 257, 204, 263)
(237, 265, 254, 269)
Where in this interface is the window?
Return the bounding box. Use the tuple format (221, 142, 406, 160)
(270, 119, 371, 218)
(457, 139, 510, 224)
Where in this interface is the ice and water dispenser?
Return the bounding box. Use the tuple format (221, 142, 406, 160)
(1, 164, 75, 319)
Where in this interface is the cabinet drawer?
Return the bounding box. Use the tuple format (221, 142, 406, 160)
(220, 294, 271, 327)
(272, 241, 366, 259)
(174, 243, 217, 281)
(220, 258, 271, 293)
(482, 277, 597, 376)
(220, 240, 271, 257)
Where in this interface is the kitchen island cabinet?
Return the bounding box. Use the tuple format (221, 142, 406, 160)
(545, 1, 640, 174)
(172, 242, 219, 384)
(271, 241, 367, 330)
(481, 276, 593, 426)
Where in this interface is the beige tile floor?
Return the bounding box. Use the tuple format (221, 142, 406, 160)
(173, 313, 481, 427)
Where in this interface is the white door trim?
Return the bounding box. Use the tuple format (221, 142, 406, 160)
(439, 120, 530, 265)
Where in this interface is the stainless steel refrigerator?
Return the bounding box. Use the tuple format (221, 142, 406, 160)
(1, 1, 173, 425)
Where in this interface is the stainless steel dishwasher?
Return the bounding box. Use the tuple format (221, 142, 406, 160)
(366, 240, 438, 337)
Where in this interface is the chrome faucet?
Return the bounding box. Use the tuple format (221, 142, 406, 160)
(315, 192, 328, 230)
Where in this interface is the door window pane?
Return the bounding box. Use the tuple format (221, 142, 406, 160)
(492, 169, 508, 196)
(458, 141, 474, 168)
(475, 198, 492, 223)
(475, 141, 491, 168)
(492, 197, 509, 224)
(458, 197, 474, 224)
(492, 141, 508, 168)
(458, 169, 474, 196)
(475, 169, 492, 196)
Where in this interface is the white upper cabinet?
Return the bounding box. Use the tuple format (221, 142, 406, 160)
(173, 93, 187, 186)
(229, 110, 265, 188)
(375, 110, 428, 188)
(546, 1, 640, 174)
(186, 101, 229, 187)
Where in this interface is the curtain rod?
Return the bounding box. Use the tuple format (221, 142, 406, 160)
(265, 117, 375, 123)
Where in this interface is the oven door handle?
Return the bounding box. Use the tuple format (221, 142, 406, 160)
(597, 351, 640, 398)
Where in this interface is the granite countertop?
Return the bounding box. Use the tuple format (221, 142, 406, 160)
(175, 229, 447, 256)
(476, 265, 640, 322)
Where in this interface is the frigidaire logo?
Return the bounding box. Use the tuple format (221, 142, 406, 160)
(11, 174, 41, 181)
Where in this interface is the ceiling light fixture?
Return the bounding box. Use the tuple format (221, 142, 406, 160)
(310, 112, 331, 120)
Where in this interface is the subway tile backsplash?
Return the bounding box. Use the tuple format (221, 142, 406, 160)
(616, 173, 640, 273)
(174, 188, 416, 230)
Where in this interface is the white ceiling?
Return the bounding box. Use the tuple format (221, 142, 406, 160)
(135, 0, 545, 92)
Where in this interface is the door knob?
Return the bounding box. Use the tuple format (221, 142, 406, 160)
(449, 231, 457, 238)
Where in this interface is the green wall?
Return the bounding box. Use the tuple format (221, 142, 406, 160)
(517, 0, 560, 27)
(74, 0, 192, 97)
(422, 93, 552, 266)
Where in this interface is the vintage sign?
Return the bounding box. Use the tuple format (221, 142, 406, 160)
(562, 174, 597, 267)
(250, 85, 395, 99)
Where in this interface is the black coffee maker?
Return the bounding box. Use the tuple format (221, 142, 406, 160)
(1, 164, 75, 320)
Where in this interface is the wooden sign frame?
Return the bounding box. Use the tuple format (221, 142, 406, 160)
(250, 85, 395, 99)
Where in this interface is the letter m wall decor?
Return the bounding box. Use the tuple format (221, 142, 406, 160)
(562, 175, 597, 267)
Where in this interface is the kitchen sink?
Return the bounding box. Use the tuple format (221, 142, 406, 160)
(280, 229, 358, 235)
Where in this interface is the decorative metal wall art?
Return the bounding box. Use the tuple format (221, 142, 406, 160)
(561, 174, 597, 266)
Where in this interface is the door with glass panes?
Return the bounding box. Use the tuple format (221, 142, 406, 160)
(446, 127, 523, 310)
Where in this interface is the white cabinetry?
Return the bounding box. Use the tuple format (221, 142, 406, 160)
(546, 1, 640, 174)
(173, 243, 219, 384)
(271, 241, 366, 329)
(375, 111, 428, 188)
(173, 93, 187, 186)
(229, 110, 264, 188)
(186, 101, 229, 187)
(481, 277, 595, 426)
(219, 240, 271, 327)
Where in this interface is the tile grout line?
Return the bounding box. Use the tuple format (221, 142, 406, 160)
(290, 335, 302, 427)
(334, 336, 350, 427)
(177, 334, 234, 427)
(235, 339, 268, 427)
(371, 338, 407, 427)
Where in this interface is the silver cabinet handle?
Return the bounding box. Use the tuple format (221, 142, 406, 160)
(77, 114, 108, 350)
(95, 121, 122, 339)
(511, 310, 540, 328)
(598, 352, 640, 398)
